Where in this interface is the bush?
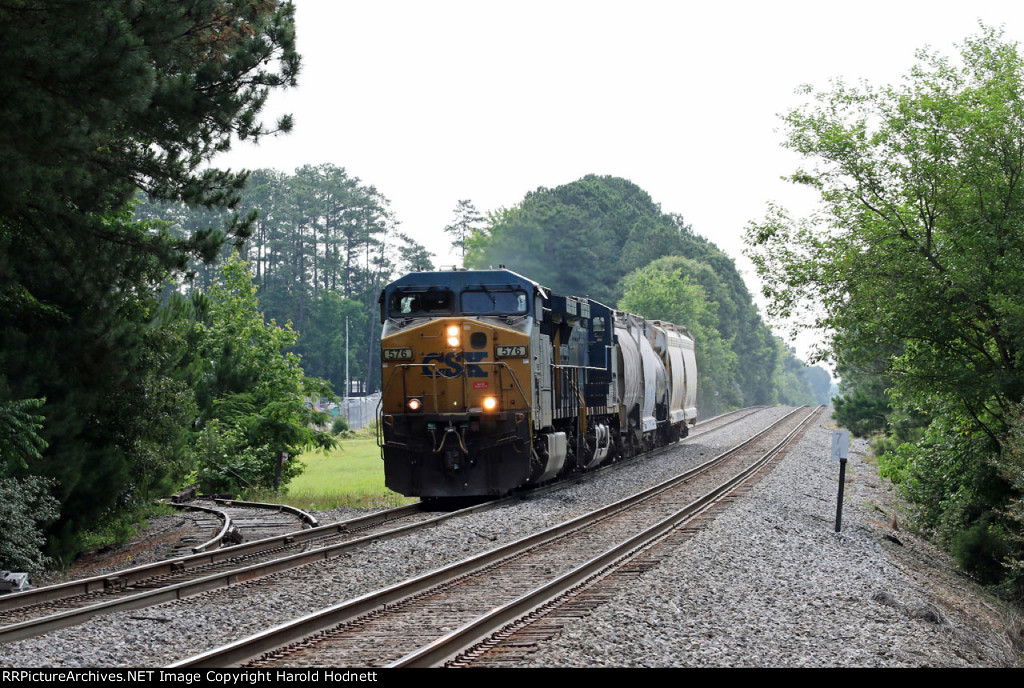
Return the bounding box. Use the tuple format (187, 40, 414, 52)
(0, 476, 60, 572)
(77, 502, 176, 554)
(833, 390, 889, 437)
(193, 420, 303, 495)
(992, 405, 1024, 595)
(331, 416, 351, 437)
(879, 414, 1007, 543)
(951, 519, 1012, 585)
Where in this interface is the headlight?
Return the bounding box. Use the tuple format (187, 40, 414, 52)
(407, 398, 422, 411)
(446, 324, 461, 348)
(482, 396, 499, 412)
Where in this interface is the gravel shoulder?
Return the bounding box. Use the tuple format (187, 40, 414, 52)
(519, 411, 1024, 667)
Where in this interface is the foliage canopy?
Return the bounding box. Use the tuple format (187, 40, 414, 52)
(747, 26, 1024, 437)
(467, 174, 824, 414)
(0, 0, 301, 563)
(1, 0, 299, 252)
(191, 256, 336, 494)
(746, 25, 1024, 589)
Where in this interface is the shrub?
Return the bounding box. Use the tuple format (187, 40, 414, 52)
(951, 519, 1012, 585)
(0, 476, 60, 572)
(992, 405, 1024, 596)
(833, 390, 889, 437)
(331, 416, 351, 437)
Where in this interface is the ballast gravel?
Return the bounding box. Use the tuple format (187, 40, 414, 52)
(520, 415, 1020, 667)
(2, 407, 1020, 668)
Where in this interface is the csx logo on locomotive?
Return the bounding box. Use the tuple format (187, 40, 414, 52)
(421, 351, 488, 378)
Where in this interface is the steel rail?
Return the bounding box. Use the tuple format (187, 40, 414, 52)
(170, 406, 810, 668)
(0, 405, 763, 620)
(0, 501, 496, 644)
(212, 499, 320, 528)
(686, 405, 765, 436)
(393, 405, 821, 667)
(168, 500, 237, 554)
(1, 405, 772, 648)
(0, 503, 422, 615)
(182, 499, 317, 553)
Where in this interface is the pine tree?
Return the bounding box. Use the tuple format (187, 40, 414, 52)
(444, 200, 484, 263)
(0, 1, 301, 559)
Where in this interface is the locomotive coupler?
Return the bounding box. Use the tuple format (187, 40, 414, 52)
(444, 445, 463, 472)
(441, 424, 470, 472)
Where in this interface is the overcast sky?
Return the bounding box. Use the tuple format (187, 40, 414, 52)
(220, 1, 1024, 364)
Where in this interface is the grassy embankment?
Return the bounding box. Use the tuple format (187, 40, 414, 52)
(278, 427, 415, 510)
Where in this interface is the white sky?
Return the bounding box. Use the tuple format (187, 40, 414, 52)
(220, 1, 1024, 365)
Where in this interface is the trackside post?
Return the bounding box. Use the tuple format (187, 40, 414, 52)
(832, 430, 850, 531)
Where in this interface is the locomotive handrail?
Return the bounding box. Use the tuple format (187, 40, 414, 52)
(562, 367, 588, 462)
(574, 371, 587, 442)
(468, 361, 530, 413)
(375, 395, 383, 448)
(377, 363, 442, 448)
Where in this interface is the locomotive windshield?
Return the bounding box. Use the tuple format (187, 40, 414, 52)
(461, 289, 528, 315)
(388, 289, 454, 318)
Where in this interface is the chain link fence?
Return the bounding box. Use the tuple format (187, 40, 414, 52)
(325, 393, 380, 431)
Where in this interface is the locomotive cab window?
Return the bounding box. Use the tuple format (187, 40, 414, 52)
(461, 289, 528, 315)
(389, 289, 454, 318)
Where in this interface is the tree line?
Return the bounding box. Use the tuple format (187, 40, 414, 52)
(135, 164, 435, 397)
(747, 25, 1024, 595)
(461, 175, 831, 417)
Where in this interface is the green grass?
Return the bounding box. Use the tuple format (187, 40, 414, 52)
(257, 433, 415, 510)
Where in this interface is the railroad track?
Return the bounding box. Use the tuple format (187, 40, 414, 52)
(169, 499, 318, 555)
(444, 405, 823, 667)
(0, 405, 776, 653)
(687, 406, 764, 438)
(173, 406, 820, 668)
(0, 501, 482, 643)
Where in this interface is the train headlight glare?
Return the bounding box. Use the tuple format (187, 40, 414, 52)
(446, 325, 461, 348)
(482, 396, 498, 412)
(407, 398, 422, 411)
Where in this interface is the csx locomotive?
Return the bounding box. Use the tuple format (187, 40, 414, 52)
(377, 268, 697, 498)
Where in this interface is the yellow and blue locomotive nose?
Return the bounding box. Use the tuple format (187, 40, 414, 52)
(379, 316, 534, 497)
(381, 318, 528, 416)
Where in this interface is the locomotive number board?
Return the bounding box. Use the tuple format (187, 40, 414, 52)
(383, 347, 414, 361)
(495, 345, 528, 358)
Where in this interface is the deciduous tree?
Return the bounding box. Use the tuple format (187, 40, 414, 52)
(746, 26, 1024, 435)
(193, 257, 335, 494)
(618, 263, 740, 415)
(745, 25, 1024, 585)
